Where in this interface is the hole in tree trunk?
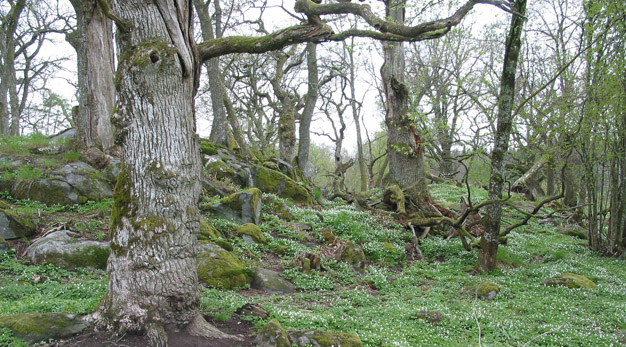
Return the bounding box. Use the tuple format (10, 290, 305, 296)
(150, 51, 160, 63)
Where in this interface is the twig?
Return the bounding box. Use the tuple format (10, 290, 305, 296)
(522, 325, 564, 347)
(472, 293, 482, 347)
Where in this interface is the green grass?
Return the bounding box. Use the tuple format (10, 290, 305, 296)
(0, 134, 58, 156)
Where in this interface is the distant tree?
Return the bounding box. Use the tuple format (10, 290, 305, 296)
(0, 0, 69, 135)
(407, 24, 480, 178)
(67, 0, 116, 151)
(579, 0, 626, 255)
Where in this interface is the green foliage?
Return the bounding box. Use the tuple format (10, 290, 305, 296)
(282, 268, 337, 291)
(0, 328, 28, 347)
(0, 251, 106, 316)
(61, 151, 80, 162)
(320, 206, 406, 265)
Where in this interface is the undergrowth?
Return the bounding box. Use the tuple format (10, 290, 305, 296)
(1, 184, 625, 346)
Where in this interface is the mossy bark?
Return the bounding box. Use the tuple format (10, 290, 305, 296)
(381, 1, 429, 204)
(98, 1, 206, 344)
(476, 0, 527, 273)
(67, 0, 116, 151)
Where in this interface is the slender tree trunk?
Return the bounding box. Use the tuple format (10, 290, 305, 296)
(223, 91, 252, 158)
(193, 0, 229, 146)
(476, 0, 527, 273)
(96, 2, 224, 344)
(347, 38, 368, 192)
(297, 43, 319, 176)
(381, 0, 427, 202)
(279, 106, 297, 163)
(67, 0, 116, 151)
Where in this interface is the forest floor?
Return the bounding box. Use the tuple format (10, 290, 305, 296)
(0, 136, 625, 346)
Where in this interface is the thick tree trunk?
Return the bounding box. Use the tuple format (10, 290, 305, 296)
(96, 1, 222, 344)
(67, 0, 116, 151)
(381, 0, 428, 202)
(297, 43, 320, 176)
(476, 0, 526, 273)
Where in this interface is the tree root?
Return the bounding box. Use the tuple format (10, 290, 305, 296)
(186, 312, 241, 341)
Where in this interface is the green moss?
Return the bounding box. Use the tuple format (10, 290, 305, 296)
(199, 220, 222, 241)
(200, 140, 218, 156)
(256, 320, 290, 347)
(0, 312, 88, 344)
(1, 209, 36, 238)
(475, 281, 500, 299)
(110, 164, 136, 232)
(383, 184, 405, 213)
(132, 216, 173, 234)
(215, 239, 233, 251)
(544, 273, 596, 289)
(61, 245, 110, 270)
(339, 242, 367, 271)
(254, 166, 313, 205)
(237, 223, 266, 244)
(197, 244, 253, 289)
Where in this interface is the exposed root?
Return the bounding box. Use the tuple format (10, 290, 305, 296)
(147, 323, 168, 347)
(186, 312, 241, 340)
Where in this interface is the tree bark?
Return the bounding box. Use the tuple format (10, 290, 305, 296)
(346, 38, 368, 192)
(476, 0, 527, 273)
(193, 0, 229, 146)
(297, 43, 320, 176)
(0, 0, 26, 135)
(381, 0, 428, 203)
(67, 0, 116, 151)
(96, 1, 215, 344)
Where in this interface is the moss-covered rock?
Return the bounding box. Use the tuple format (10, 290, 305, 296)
(9, 162, 112, 205)
(475, 281, 500, 300)
(0, 312, 89, 344)
(237, 223, 266, 244)
(0, 209, 37, 240)
(198, 219, 222, 241)
(264, 197, 295, 221)
(27, 230, 110, 270)
(287, 330, 363, 347)
(544, 273, 596, 289)
(209, 188, 262, 225)
(320, 227, 337, 245)
(255, 319, 290, 347)
(336, 242, 367, 272)
(197, 242, 253, 289)
(200, 140, 219, 156)
(252, 267, 295, 294)
(253, 166, 313, 205)
(557, 224, 587, 240)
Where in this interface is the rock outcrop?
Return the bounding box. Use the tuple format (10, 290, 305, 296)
(26, 230, 110, 270)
